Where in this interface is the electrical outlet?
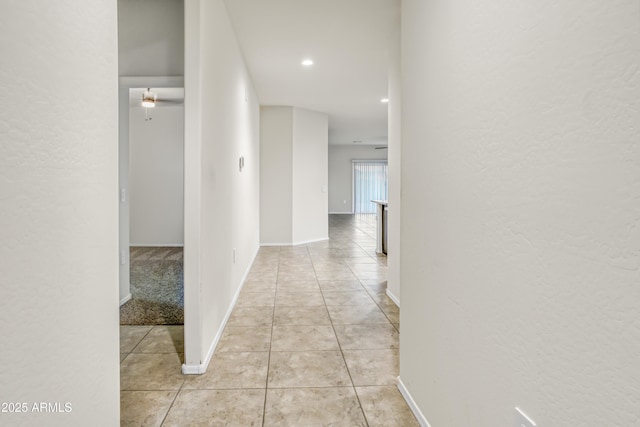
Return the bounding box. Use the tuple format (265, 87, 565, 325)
(515, 408, 536, 427)
(120, 250, 126, 265)
(233, 248, 236, 264)
(343, 200, 347, 204)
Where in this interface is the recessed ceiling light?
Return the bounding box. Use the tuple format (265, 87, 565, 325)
(380, 98, 389, 103)
(301, 59, 314, 67)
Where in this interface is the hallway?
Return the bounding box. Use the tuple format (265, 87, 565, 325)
(120, 215, 418, 426)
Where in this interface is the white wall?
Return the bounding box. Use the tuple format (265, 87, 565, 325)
(129, 105, 184, 246)
(292, 108, 329, 244)
(260, 107, 293, 244)
(399, 1, 640, 426)
(386, 23, 401, 304)
(328, 145, 388, 213)
(183, 0, 260, 372)
(118, 0, 184, 76)
(0, 1, 119, 426)
(261, 106, 329, 245)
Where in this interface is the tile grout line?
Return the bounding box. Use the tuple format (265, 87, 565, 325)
(342, 244, 398, 332)
(309, 244, 371, 427)
(158, 378, 184, 427)
(344, 216, 401, 423)
(126, 325, 156, 355)
(124, 325, 186, 426)
(261, 246, 280, 427)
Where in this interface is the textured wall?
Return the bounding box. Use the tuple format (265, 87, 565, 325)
(400, 1, 640, 426)
(0, 1, 120, 425)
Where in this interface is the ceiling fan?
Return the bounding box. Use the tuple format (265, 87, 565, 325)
(140, 88, 183, 121)
(141, 88, 183, 108)
(141, 89, 156, 108)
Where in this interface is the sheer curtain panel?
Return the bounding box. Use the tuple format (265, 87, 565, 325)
(353, 160, 388, 214)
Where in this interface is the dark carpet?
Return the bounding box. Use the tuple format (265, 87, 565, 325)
(119, 247, 184, 325)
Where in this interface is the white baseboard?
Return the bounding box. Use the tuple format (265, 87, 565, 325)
(397, 377, 432, 427)
(293, 237, 329, 246)
(181, 245, 259, 375)
(119, 293, 132, 306)
(181, 321, 220, 375)
(130, 243, 184, 247)
(261, 237, 329, 247)
(386, 288, 400, 307)
(181, 360, 207, 375)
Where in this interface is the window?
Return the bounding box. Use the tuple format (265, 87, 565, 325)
(352, 160, 388, 214)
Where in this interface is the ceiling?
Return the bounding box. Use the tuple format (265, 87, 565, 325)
(223, 0, 400, 145)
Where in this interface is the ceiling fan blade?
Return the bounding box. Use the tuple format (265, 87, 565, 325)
(374, 146, 388, 150)
(155, 99, 184, 105)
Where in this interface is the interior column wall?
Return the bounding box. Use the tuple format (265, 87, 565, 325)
(183, 0, 261, 372)
(260, 106, 329, 246)
(260, 106, 294, 244)
(399, 1, 640, 426)
(0, 1, 120, 425)
(292, 108, 329, 244)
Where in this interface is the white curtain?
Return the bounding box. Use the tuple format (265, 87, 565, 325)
(353, 161, 388, 214)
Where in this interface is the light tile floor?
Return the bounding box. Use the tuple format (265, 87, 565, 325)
(120, 214, 418, 426)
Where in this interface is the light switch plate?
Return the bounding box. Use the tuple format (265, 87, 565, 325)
(515, 407, 536, 427)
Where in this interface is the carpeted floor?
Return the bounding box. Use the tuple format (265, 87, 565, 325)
(119, 247, 184, 325)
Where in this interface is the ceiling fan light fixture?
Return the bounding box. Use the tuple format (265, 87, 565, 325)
(141, 88, 156, 108)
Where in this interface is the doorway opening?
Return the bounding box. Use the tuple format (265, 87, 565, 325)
(352, 160, 388, 214)
(118, 81, 185, 327)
